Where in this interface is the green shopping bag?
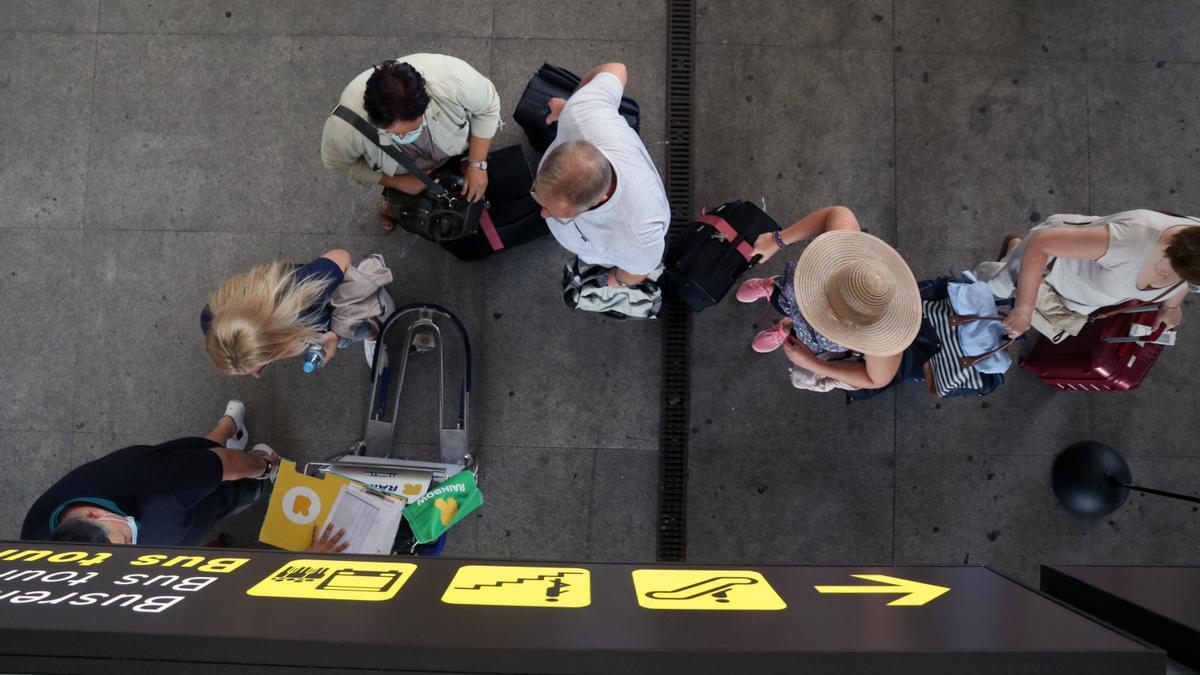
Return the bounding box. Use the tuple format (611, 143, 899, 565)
(402, 470, 484, 544)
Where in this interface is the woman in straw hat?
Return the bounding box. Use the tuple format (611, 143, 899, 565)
(735, 206, 922, 391)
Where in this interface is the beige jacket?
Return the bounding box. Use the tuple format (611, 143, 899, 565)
(321, 53, 501, 185)
(330, 255, 393, 340)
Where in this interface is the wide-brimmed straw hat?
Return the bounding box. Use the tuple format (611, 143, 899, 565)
(792, 230, 921, 356)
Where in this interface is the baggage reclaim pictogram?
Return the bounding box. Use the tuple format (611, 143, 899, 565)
(441, 565, 591, 607)
(246, 559, 417, 601)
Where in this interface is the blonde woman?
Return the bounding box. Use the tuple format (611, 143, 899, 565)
(201, 250, 351, 377)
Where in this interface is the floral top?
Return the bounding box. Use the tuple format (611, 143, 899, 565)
(772, 261, 849, 355)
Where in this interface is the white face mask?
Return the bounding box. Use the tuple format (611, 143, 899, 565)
(97, 516, 139, 544)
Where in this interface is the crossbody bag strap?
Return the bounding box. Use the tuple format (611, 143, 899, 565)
(1090, 280, 1185, 322)
(330, 105, 445, 196)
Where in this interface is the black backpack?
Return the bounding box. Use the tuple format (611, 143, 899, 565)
(663, 201, 780, 312)
(513, 64, 641, 152)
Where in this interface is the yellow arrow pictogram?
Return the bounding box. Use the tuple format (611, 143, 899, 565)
(814, 574, 950, 606)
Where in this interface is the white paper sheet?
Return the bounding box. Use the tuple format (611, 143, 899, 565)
(320, 483, 405, 555)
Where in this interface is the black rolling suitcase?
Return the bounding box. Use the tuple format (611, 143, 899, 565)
(513, 63, 641, 152)
(663, 201, 780, 312)
(440, 145, 548, 262)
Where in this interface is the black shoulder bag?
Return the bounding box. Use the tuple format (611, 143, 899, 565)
(331, 105, 483, 242)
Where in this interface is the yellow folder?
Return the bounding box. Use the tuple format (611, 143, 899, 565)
(258, 460, 351, 551)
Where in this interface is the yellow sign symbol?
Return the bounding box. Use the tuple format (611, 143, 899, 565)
(402, 483, 423, 497)
(442, 565, 590, 608)
(814, 574, 950, 606)
(292, 495, 312, 516)
(435, 497, 458, 525)
(246, 559, 417, 601)
(631, 570, 786, 610)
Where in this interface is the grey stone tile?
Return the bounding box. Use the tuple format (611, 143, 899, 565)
(688, 450, 895, 564)
(1087, 335, 1200, 458)
(281, 36, 492, 235)
(694, 43, 896, 245)
(1089, 0, 1200, 63)
(0, 33, 95, 230)
(588, 448, 657, 562)
(72, 230, 281, 437)
(474, 237, 661, 451)
(0, 231, 81, 432)
(895, 453, 1200, 587)
(895, 52, 1089, 253)
(894, 0, 1089, 59)
(0, 0, 97, 32)
(494, 0, 665, 42)
(98, 0, 298, 34)
(85, 33, 292, 231)
(1, 432, 73, 540)
(489, 38, 669, 172)
(472, 446, 594, 561)
(1088, 60, 1200, 215)
(291, 0, 493, 37)
(894, 369, 1095, 455)
(697, 0, 891, 50)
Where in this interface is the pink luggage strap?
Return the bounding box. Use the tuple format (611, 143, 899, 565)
(479, 209, 505, 252)
(695, 214, 755, 262)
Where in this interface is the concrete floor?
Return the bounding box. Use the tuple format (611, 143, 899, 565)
(2, 1, 1199, 588)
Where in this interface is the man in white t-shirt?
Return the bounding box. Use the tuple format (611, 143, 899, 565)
(532, 63, 670, 288)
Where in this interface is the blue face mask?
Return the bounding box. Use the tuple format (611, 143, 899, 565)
(385, 117, 426, 146)
(98, 516, 139, 545)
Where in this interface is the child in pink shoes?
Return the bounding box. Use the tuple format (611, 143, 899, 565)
(737, 206, 922, 392)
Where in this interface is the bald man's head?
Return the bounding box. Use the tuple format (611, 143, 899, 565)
(533, 141, 613, 216)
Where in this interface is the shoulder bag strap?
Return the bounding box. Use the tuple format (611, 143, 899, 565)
(330, 105, 445, 196)
(946, 314, 1018, 369)
(1090, 280, 1185, 322)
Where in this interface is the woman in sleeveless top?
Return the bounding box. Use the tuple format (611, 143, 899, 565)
(734, 206, 922, 391)
(973, 210, 1200, 338)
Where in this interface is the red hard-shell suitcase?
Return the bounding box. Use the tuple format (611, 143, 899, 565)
(1021, 304, 1167, 391)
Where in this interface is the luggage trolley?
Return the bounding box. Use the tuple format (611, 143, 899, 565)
(303, 303, 474, 551)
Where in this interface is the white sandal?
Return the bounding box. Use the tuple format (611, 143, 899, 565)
(222, 400, 249, 450)
(248, 443, 280, 482)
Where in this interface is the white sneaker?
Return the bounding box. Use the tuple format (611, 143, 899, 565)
(222, 400, 249, 450)
(364, 339, 378, 369)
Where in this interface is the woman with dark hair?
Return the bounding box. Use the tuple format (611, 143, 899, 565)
(321, 54, 501, 230)
(973, 210, 1200, 338)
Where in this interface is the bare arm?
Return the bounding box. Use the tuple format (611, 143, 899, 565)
(378, 172, 427, 195)
(609, 267, 649, 288)
(1005, 225, 1110, 337)
(320, 249, 352, 273)
(783, 340, 900, 390)
(751, 206, 861, 263)
(208, 447, 273, 481)
(577, 62, 628, 90)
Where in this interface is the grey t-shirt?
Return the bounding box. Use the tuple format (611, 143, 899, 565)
(539, 72, 670, 275)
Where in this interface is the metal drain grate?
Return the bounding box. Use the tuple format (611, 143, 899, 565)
(658, 0, 695, 563)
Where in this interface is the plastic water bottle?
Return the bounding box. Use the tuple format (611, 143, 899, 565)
(301, 344, 324, 374)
